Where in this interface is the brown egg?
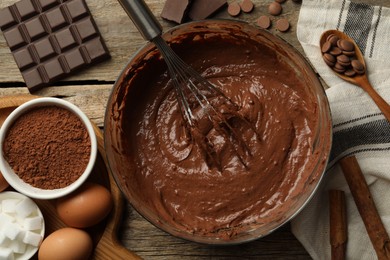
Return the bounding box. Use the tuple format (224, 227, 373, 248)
(0, 171, 9, 192)
(38, 228, 92, 260)
(56, 182, 113, 228)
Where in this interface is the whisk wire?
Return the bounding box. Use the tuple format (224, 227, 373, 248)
(152, 36, 253, 168)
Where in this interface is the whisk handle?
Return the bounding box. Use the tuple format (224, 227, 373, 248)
(117, 0, 163, 41)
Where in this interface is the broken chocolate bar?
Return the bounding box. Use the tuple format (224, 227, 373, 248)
(188, 0, 227, 21)
(161, 0, 192, 24)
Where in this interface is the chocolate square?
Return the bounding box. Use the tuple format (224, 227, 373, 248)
(64, 48, 85, 70)
(54, 28, 76, 51)
(0, 7, 17, 30)
(15, 0, 37, 20)
(84, 37, 109, 62)
(3, 27, 27, 50)
(25, 17, 47, 41)
(45, 8, 68, 31)
(34, 38, 56, 61)
(64, 0, 88, 22)
(22, 69, 44, 88)
(13, 48, 35, 70)
(37, 0, 59, 11)
(44, 58, 64, 79)
(75, 18, 97, 42)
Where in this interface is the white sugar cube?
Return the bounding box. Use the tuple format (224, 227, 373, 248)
(15, 198, 36, 218)
(9, 239, 27, 254)
(0, 213, 13, 229)
(23, 231, 42, 247)
(3, 222, 21, 240)
(1, 199, 20, 214)
(0, 232, 7, 245)
(23, 216, 43, 231)
(0, 247, 14, 260)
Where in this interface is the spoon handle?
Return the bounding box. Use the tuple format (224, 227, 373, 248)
(356, 76, 390, 122)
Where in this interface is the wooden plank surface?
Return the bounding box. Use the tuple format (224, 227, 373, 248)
(1, 0, 390, 259)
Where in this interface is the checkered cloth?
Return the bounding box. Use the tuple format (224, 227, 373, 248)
(291, 0, 390, 259)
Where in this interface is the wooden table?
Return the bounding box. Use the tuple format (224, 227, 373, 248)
(1, 0, 389, 259)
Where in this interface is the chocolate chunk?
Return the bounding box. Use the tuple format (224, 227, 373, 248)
(0, 0, 110, 92)
(321, 41, 332, 53)
(257, 16, 271, 29)
(0, 7, 18, 30)
(276, 18, 289, 32)
(342, 50, 355, 56)
(323, 53, 336, 67)
(327, 34, 339, 46)
(338, 39, 354, 52)
(188, 0, 227, 21)
(161, 0, 191, 24)
(276, 0, 286, 3)
(240, 0, 254, 13)
(333, 62, 346, 73)
(227, 2, 241, 17)
(268, 2, 282, 16)
(329, 47, 342, 56)
(344, 69, 356, 77)
(336, 54, 350, 66)
(351, 60, 365, 74)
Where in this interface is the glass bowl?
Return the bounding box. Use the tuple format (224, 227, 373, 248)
(104, 20, 332, 245)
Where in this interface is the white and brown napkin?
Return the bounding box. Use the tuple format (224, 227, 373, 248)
(291, 0, 390, 259)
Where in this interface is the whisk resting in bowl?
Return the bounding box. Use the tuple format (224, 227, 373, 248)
(118, 0, 256, 168)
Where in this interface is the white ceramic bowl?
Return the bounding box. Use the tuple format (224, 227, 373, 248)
(0, 97, 97, 199)
(0, 191, 45, 260)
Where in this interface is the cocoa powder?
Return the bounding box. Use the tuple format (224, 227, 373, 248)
(3, 106, 91, 189)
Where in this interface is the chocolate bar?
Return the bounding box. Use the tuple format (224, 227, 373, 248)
(0, 0, 110, 92)
(161, 0, 192, 24)
(188, 0, 227, 21)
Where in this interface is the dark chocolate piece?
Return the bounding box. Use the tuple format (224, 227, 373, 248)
(268, 2, 282, 16)
(321, 41, 332, 53)
(321, 32, 365, 77)
(240, 0, 254, 13)
(338, 39, 354, 52)
(0, 0, 110, 92)
(188, 0, 227, 21)
(276, 18, 290, 32)
(257, 15, 271, 29)
(227, 2, 241, 17)
(161, 0, 192, 24)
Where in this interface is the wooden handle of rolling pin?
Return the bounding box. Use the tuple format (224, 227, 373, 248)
(339, 156, 390, 259)
(329, 190, 347, 260)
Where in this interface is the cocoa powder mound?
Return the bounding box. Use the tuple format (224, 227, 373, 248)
(3, 106, 91, 189)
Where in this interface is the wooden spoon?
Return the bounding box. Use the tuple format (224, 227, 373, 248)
(320, 30, 390, 122)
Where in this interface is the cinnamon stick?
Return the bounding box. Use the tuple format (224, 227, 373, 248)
(329, 189, 347, 260)
(339, 156, 390, 259)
